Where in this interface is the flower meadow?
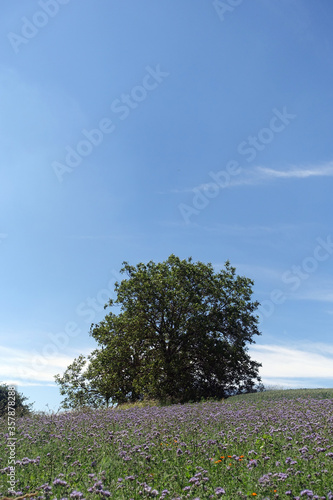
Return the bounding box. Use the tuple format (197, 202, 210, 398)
(1, 391, 333, 499)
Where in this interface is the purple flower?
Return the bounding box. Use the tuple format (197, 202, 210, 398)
(53, 478, 68, 486)
(70, 491, 84, 498)
(300, 490, 314, 497)
(277, 472, 288, 481)
(258, 473, 272, 486)
(215, 487, 226, 496)
(41, 483, 52, 492)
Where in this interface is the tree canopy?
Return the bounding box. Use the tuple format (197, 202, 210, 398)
(55, 255, 263, 408)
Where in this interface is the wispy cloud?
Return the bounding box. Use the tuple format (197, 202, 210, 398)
(170, 161, 333, 195)
(256, 162, 333, 179)
(219, 161, 333, 187)
(249, 342, 333, 379)
(2, 342, 333, 393)
(0, 345, 92, 386)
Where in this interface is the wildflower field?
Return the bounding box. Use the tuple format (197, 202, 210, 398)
(1, 389, 333, 499)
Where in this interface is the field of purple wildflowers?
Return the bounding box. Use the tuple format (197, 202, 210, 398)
(1, 389, 333, 499)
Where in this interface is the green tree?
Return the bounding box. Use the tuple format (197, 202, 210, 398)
(0, 383, 33, 417)
(56, 255, 264, 407)
(54, 355, 111, 409)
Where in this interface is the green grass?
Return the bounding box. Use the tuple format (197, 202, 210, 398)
(227, 387, 333, 403)
(1, 388, 333, 499)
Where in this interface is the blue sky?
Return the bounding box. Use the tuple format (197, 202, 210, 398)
(1, 0, 333, 412)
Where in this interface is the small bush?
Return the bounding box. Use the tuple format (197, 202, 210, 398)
(0, 382, 33, 418)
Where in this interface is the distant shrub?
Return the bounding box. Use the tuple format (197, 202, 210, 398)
(113, 398, 160, 411)
(0, 382, 33, 418)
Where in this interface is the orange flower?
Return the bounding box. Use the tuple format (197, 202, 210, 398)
(220, 456, 225, 459)
(215, 459, 222, 463)
(252, 494, 257, 497)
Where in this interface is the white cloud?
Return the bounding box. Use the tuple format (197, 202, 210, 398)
(170, 160, 333, 195)
(3, 341, 333, 391)
(0, 345, 93, 386)
(228, 162, 333, 187)
(3, 381, 57, 388)
(249, 342, 333, 379)
(256, 162, 333, 179)
(259, 378, 323, 390)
